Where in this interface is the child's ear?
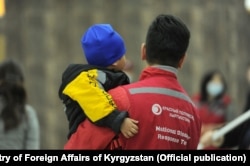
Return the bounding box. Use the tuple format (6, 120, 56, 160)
(141, 43, 146, 60)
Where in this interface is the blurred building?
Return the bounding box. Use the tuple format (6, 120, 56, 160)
(0, 0, 249, 149)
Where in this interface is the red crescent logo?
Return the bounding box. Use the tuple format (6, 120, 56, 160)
(152, 104, 162, 115)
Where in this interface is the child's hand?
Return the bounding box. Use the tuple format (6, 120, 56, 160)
(120, 118, 139, 139)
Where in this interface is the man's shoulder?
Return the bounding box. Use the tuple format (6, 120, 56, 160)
(109, 85, 127, 95)
(108, 81, 143, 99)
(109, 86, 130, 110)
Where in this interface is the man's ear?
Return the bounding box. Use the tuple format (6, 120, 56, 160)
(178, 53, 186, 68)
(141, 43, 146, 60)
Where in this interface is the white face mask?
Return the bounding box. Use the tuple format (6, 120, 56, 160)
(206, 82, 224, 97)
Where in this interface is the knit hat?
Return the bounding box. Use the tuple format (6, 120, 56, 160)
(81, 24, 126, 67)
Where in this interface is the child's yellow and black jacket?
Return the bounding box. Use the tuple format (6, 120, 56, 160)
(58, 64, 130, 139)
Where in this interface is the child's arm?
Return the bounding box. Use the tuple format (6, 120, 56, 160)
(94, 109, 139, 137)
(63, 69, 118, 122)
(63, 68, 139, 136)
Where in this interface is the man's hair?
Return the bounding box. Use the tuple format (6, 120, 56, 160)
(145, 14, 190, 67)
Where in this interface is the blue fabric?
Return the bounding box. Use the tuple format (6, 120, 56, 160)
(81, 24, 126, 67)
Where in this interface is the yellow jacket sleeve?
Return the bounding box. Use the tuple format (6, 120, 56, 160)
(62, 69, 117, 122)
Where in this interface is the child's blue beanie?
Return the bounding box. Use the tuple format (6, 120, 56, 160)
(81, 24, 126, 67)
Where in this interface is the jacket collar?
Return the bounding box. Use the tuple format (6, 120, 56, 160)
(151, 65, 178, 75)
(139, 65, 178, 80)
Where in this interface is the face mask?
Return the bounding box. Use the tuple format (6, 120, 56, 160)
(206, 82, 223, 97)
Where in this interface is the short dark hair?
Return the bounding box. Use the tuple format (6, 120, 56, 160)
(145, 14, 190, 67)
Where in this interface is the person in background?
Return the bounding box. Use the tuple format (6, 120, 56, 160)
(0, 59, 40, 149)
(200, 63, 250, 149)
(192, 70, 236, 149)
(107, 14, 201, 149)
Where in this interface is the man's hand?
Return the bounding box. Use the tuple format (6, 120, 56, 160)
(199, 130, 224, 148)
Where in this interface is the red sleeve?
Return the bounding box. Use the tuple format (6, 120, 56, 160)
(108, 86, 130, 111)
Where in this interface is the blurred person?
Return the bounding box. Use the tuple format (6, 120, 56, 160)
(0, 59, 40, 149)
(58, 24, 138, 149)
(192, 70, 236, 149)
(106, 14, 201, 149)
(200, 63, 250, 149)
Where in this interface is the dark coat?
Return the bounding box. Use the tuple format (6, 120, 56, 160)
(221, 90, 250, 149)
(58, 64, 130, 139)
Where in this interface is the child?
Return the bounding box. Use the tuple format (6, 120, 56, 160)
(58, 24, 138, 149)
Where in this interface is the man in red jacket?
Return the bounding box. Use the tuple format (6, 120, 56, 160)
(108, 14, 201, 149)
